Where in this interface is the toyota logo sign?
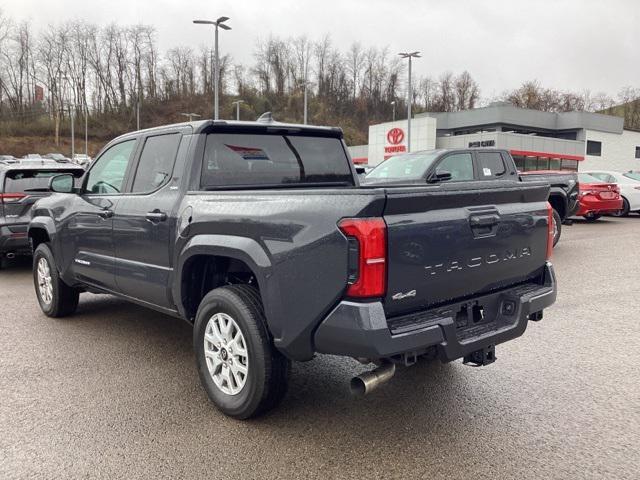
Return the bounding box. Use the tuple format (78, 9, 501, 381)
(387, 128, 405, 145)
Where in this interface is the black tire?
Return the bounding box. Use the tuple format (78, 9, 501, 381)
(612, 197, 630, 217)
(584, 214, 601, 222)
(552, 209, 562, 247)
(33, 243, 79, 317)
(193, 285, 290, 419)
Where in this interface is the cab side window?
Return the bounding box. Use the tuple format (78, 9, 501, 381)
(131, 134, 182, 193)
(85, 140, 136, 194)
(436, 153, 474, 181)
(477, 152, 506, 178)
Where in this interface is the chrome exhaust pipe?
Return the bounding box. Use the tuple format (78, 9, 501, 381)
(6, 252, 15, 259)
(350, 362, 396, 396)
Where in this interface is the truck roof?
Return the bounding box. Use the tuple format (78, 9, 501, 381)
(112, 118, 344, 144)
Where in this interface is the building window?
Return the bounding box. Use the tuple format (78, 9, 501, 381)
(561, 159, 578, 171)
(635, 146, 640, 159)
(586, 140, 602, 156)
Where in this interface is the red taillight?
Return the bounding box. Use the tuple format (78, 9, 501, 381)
(338, 217, 387, 298)
(546, 202, 554, 260)
(0, 193, 27, 203)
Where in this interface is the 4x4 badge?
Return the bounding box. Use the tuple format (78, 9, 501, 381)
(392, 290, 417, 301)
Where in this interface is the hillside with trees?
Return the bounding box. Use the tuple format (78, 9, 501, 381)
(1, 12, 639, 156)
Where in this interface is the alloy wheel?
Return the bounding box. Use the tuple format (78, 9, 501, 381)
(36, 257, 53, 305)
(203, 313, 249, 395)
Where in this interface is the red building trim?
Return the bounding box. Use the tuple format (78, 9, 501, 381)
(510, 149, 584, 161)
(352, 157, 368, 164)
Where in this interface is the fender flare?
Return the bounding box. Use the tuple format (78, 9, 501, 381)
(28, 216, 57, 246)
(173, 234, 282, 335)
(547, 187, 569, 219)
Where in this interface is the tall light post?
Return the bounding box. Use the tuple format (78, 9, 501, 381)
(70, 104, 75, 159)
(84, 103, 88, 156)
(231, 100, 244, 120)
(62, 76, 75, 158)
(398, 51, 421, 152)
(180, 112, 202, 122)
(193, 17, 231, 120)
(391, 101, 396, 122)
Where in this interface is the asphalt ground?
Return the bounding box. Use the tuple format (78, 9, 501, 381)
(1, 216, 639, 479)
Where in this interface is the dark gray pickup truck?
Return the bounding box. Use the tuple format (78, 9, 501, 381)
(28, 119, 557, 418)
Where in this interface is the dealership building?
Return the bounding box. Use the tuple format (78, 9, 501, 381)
(350, 103, 640, 172)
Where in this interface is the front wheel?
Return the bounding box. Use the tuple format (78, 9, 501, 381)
(552, 209, 562, 246)
(33, 243, 79, 317)
(194, 285, 290, 419)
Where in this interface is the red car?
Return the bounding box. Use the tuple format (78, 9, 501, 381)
(576, 173, 623, 221)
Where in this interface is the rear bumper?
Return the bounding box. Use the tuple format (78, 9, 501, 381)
(576, 197, 623, 216)
(314, 263, 557, 361)
(0, 224, 30, 255)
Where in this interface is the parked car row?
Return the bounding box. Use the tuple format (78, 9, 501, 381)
(363, 152, 640, 244)
(362, 150, 579, 246)
(581, 170, 640, 217)
(0, 153, 92, 168)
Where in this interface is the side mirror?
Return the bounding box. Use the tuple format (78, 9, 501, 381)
(49, 173, 75, 193)
(428, 170, 452, 183)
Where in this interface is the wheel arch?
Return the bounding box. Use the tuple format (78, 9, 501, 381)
(174, 235, 280, 332)
(28, 217, 56, 250)
(547, 190, 567, 220)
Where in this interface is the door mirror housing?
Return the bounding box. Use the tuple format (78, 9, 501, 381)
(428, 170, 453, 183)
(49, 173, 75, 193)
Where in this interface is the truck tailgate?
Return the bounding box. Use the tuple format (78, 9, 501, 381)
(382, 180, 550, 317)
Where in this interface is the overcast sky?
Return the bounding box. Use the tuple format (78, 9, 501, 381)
(3, 0, 639, 98)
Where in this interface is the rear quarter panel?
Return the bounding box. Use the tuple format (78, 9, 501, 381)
(176, 189, 386, 360)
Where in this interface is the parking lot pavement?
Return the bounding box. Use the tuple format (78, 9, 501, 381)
(1, 218, 639, 480)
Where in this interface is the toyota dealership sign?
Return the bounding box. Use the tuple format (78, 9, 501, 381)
(367, 117, 436, 165)
(385, 127, 406, 157)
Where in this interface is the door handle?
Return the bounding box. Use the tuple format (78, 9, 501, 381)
(98, 209, 114, 219)
(146, 210, 168, 223)
(470, 214, 500, 228)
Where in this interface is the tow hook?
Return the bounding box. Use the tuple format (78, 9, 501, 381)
(528, 311, 543, 322)
(463, 345, 496, 367)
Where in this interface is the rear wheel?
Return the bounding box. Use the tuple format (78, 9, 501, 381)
(33, 243, 79, 317)
(552, 209, 562, 246)
(612, 197, 630, 217)
(584, 213, 602, 222)
(193, 285, 290, 419)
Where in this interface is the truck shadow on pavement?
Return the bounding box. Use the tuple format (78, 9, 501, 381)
(60, 292, 502, 440)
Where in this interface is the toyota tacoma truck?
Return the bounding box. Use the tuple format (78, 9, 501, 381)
(28, 119, 557, 419)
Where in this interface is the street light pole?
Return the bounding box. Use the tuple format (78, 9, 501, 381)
(194, 17, 231, 120)
(399, 51, 421, 152)
(391, 101, 396, 122)
(84, 104, 88, 156)
(231, 100, 244, 120)
(70, 105, 75, 159)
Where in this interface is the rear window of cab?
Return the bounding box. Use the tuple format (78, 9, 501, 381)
(200, 133, 354, 188)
